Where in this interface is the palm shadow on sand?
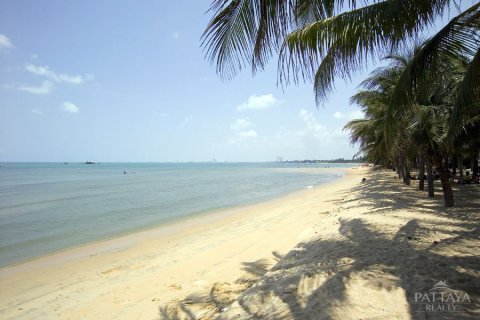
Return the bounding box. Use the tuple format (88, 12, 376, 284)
(159, 172, 479, 319)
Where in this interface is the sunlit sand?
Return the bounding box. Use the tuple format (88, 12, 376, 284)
(2, 167, 478, 319)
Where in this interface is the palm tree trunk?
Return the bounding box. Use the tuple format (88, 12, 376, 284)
(397, 155, 403, 180)
(392, 156, 398, 177)
(418, 153, 425, 191)
(404, 157, 411, 186)
(426, 158, 434, 198)
(398, 153, 410, 185)
(452, 155, 457, 177)
(472, 148, 479, 183)
(459, 155, 464, 184)
(434, 156, 454, 207)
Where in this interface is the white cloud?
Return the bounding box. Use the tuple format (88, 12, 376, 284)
(333, 111, 344, 119)
(299, 108, 329, 139)
(31, 109, 43, 115)
(172, 31, 180, 39)
(229, 118, 257, 141)
(333, 110, 364, 120)
(156, 112, 168, 117)
(237, 130, 258, 138)
(237, 94, 280, 111)
(25, 64, 93, 84)
(0, 34, 13, 50)
(214, 108, 357, 160)
(63, 101, 79, 114)
(14, 81, 54, 95)
(179, 115, 193, 128)
(230, 118, 252, 130)
(31, 54, 39, 59)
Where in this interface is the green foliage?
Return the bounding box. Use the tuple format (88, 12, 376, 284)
(202, 0, 477, 106)
(202, 0, 478, 207)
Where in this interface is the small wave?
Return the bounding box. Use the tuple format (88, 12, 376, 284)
(305, 185, 314, 189)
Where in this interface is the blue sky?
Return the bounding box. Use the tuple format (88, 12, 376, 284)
(0, 1, 471, 162)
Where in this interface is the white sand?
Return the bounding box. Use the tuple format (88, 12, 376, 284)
(2, 167, 478, 320)
(218, 170, 480, 320)
(0, 167, 364, 319)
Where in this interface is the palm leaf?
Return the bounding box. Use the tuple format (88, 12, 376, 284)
(390, 3, 480, 109)
(279, 0, 451, 104)
(201, 0, 258, 80)
(450, 47, 480, 135)
(202, 0, 344, 79)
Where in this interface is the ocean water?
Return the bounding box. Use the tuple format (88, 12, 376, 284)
(0, 162, 352, 267)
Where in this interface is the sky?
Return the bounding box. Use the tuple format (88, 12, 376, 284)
(0, 0, 472, 162)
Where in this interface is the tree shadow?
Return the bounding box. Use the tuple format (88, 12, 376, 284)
(217, 171, 480, 319)
(158, 257, 280, 319)
(350, 171, 480, 219)
(242, 258, 273, 278)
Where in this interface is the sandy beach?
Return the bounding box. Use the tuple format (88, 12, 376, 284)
(1, 167, 479, 319)
(3, 1, 477, 320)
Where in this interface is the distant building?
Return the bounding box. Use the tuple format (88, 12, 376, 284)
(276, 156, 283, 163)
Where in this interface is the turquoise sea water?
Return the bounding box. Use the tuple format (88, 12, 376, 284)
(0, 162, 352, 267)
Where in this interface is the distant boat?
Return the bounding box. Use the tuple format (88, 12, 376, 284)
(84, 161, 95, 164)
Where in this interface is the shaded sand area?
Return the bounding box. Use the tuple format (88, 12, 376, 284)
(215, 170, 480, 320)
(1, 167, 479, 319)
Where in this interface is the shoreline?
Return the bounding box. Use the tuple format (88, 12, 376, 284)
(0, 167, 367, 319)
(0, 167, 348, 271)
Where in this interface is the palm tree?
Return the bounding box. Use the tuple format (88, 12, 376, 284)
(202, 0, 479, 106)
(344, 49, 475, 207)
(402, 43, 480, 207)
(407, 104, 454, 206)
(202, 1, 479, 207)
(344, 59, 405, 185)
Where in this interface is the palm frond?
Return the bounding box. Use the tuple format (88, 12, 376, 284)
(202, 0, 347, 80)
(390, 3, 480, 109)
(350, 90, 389, 109)
(201, 0, 258, 80)
(450, 47, 480, 135)
(279, 0, 450, 104)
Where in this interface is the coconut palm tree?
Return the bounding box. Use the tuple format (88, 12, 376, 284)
(407, 104, 454, 205)
(346, 55, 414, 184)
(401, 42, 480, 206)
(344, 48, 476, 207)
(202, 0, 479, 105)
(203, 0, 479, 207)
